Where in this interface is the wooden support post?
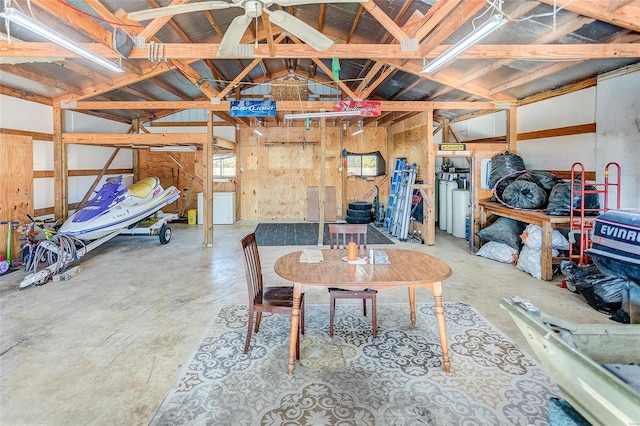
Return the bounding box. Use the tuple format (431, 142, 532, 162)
(341, 127, 348, 220)
(53, 106, 68, 220)
(132, 119, 140, 181)
(318, 115, 327, 245)
(507, 105, 518, 153)
(425, 110, 436, 245)
(203, 111, 214, 247)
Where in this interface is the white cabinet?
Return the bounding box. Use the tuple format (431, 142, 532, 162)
(197, 192, 236, 225)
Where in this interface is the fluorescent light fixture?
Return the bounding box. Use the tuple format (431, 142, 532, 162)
(253, 119, 265, 136)
(150, 146, 197, 152)
(421, 14, 506, 74)
(284, 110, 362, 120)
(0, 7, 124, 73)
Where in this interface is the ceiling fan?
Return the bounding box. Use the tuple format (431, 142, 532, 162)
(128, 0, 366, 57)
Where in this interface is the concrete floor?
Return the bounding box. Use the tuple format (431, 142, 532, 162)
(0, 222, 611, 425)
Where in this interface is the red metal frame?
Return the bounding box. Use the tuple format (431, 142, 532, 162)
(569, 162, 621, 265)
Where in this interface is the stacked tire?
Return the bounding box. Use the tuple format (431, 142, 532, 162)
(346, 201, 373, 224)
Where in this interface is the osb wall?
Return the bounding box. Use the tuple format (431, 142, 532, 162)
(388, 113, 434, 239)
(389, 113, 431, 183)
(137, 150, 236, 216)
(0, 134, 33, 257)
(239, 124, 388, 221)
(343, 126, 389, 211)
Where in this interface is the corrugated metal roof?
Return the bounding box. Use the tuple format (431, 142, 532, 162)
(1, 0, 638, 125)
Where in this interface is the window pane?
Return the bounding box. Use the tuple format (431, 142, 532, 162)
(213, 154, 236, 177)
(347, 155, 362, 175)
(222, 157, 236, 176)
(362, 155, 377, 176)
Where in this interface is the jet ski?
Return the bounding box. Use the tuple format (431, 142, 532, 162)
(58, 175, 180, 240)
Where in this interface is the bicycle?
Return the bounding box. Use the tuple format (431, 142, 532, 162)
(18, 214, 61, 273)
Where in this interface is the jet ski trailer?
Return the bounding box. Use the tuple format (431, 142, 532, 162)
(500, 297, 640, 426)
(19, 176, 180, 289)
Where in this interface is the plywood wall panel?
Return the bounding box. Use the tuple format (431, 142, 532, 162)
(137, 149, 237, 216)
(343, 127, 389, 216)
(239, 125, 388, 221)
(0, 134, 33, 258)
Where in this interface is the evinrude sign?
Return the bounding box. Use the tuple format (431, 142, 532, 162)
(230, 101, 276, 117)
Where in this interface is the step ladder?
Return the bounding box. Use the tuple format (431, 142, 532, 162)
(391, 163, 418, 241)
(384, 158, 407, 233)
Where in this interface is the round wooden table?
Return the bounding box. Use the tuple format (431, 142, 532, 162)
(274, 248, 452, 375)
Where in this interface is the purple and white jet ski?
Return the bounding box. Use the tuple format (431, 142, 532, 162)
(58, 175, 180, 240)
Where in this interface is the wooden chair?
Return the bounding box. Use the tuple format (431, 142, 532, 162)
(327, 223, 378, 338)
(241, 232, 305, 358)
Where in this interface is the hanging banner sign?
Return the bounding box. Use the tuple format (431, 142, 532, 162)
(334, 100, 381, 117)
(230, 100, 276, 117)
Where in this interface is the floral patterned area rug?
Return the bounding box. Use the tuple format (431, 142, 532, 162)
(149, 303, 559, 425)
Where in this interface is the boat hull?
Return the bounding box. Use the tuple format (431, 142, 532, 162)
(500, 297, 640, 426)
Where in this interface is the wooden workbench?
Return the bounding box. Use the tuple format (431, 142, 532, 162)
(478, 201, 594, 281)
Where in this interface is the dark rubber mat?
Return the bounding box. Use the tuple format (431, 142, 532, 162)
(254, 223, 394, 246)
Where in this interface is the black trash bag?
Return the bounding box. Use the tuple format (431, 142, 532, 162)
(502, 180, 548, 209)
(516, 170, 562, 193)
(476, 217, 526, 250)
(575, 273, 625, 314)
(488, 152, 525, 190)
(560, 260, 599, 281)
(546, 182, 572, 215)
(546, 181, 601, 216)
(494, 175, 519, 201)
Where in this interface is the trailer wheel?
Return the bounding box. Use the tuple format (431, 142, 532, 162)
(159, 224, 171, 245)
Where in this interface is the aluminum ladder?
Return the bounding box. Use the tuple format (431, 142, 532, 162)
(384, 158, 407, 233)
(391, 162, 418, 241)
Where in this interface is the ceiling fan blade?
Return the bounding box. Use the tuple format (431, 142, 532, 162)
(274, 0, 367, 6)
(268, 10, 333, 51)
(128, 1, 231, 21)
(217, 15, 252, 57)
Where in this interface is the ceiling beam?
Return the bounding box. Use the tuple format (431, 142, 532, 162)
(411, 0, 466, 42)
(459, 14, 594, 87)
(136, 0, 190, 41)
(346, 5, 364, 43)
(418, 0, 487, 56)
(0, 64, 83, 94)
(359, 65, 396, 99)
(362, 1, 411, 42)
(62, 100, 504, 111)
(537, 0, 640, 33)
(6, 42, 639, 60)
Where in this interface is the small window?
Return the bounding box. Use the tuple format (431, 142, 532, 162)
(213, 154, 236, 177)
(346, 151, 386, 178)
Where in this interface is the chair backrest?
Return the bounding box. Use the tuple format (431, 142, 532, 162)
(241, 232, 263, 304)
(328, 223, 368, 249)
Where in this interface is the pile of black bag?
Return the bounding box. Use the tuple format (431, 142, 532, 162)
(489, 152, 600, 214)
(560, 261, 630, 323)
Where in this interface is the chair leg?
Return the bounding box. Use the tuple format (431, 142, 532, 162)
(245, 308, 254, 353)
(254, 312, 262, 333)
(329, 293, 336, 337)
(371, 293, 377, 338)
(295, 319, 301, 360)
(362, 298, 367, 317)
(300, 298, 305, 335)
